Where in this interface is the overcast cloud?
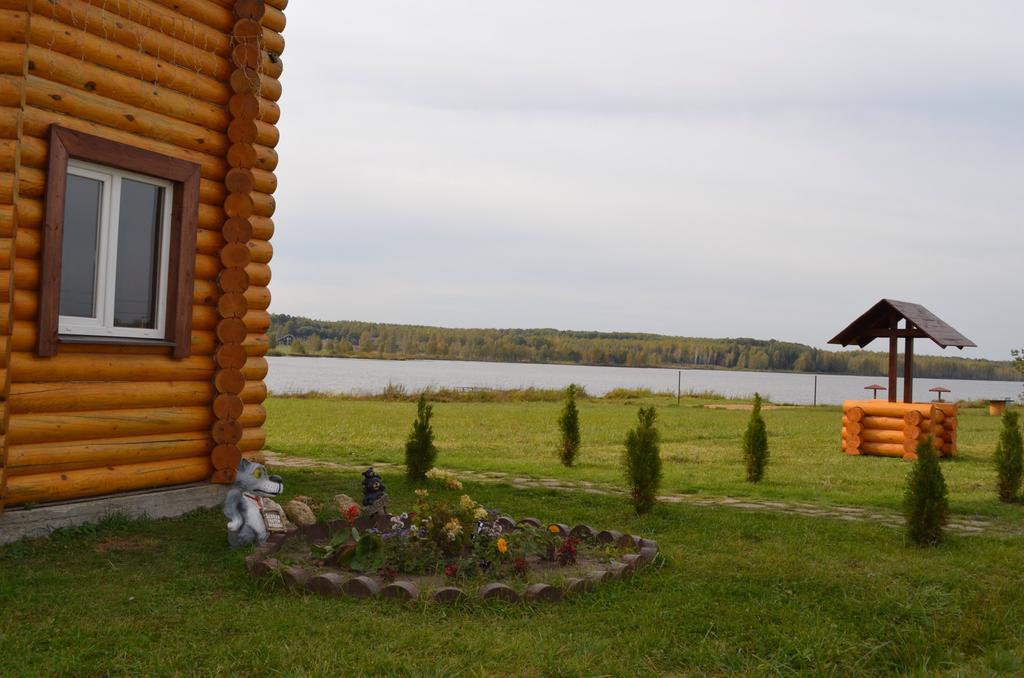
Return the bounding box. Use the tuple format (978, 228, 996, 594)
(271, 1, 1024, 360)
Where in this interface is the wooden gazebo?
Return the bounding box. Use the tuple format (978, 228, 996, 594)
(829, 300, 973, 460)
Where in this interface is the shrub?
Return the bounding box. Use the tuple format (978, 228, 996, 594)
(558, 384, 582, 467)
(743, 393, 769, 483)
(404, 394, 437, 480)
(624, 406, 662, 514)
(903, 438, 949, 546)
(994, 410, 1023, 503)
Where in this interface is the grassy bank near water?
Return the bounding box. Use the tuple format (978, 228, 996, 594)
(266, 394, 1022, 520)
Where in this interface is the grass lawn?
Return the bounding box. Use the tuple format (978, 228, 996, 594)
(265, 395, 1024, 522)
(2, 395, 1023, 675)
(2, 467, 1024, 676)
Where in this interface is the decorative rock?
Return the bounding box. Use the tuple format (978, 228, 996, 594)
(256, 538, 281, 556)
(616, 533, 641, 549)
(267, 532, 287, 547)
(342, 575, 380, 599)
(432, 587, 467, 604)
(569, 524, 595, 540)
(621, 553, 641, 571)
(281, 566, 309, 589)
(284, 499, 317, 526)
(244, 553, 262, 574)
(596, 529, 622, 544)
(251, 557, 279, 577)
(606, 562, 629, 579)
(479, 582, 520, 603)
(333, 493, 359, 516)
(587, 570, 611, 585)
(305, 572, 345, 597)
(524, 583, 562, 603)
(639, 538, 659, 552)
(517, 517, 541, 528)
(380, 581, 420, 601)
(301, 523, 330, 543)
(638, 546, 659, 565)
(547, 523, 570, 536)
(563, 577, 593, 595)
(495, 516, 517, 531)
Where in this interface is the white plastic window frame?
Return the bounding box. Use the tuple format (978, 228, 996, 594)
(58, 159, 174, 340)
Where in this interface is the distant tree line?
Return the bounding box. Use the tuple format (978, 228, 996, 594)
(267, 315, 1018, 381)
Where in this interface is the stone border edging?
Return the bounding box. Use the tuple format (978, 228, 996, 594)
(245, 518, 661, 604)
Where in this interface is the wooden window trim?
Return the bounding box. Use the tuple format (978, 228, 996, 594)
(39, 126, 200, 359)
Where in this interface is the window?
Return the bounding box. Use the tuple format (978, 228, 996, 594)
(59, 160, 173, 339)
(40, 126, 201, 358)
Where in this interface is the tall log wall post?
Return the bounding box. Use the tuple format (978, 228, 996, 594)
(0, 1, 29, 513)
(887, 314, 898, 403)
(210, 0, 267, 484)
(903, 335, 914, 404)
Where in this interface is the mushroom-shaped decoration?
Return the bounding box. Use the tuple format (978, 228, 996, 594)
(864, 384, 887, 400)
(928, 386, 950, 402)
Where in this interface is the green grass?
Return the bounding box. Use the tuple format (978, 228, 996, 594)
(2, 468, 1024, 676)
(2, 396, 1024, 675)
(265, 395, 1024, 522)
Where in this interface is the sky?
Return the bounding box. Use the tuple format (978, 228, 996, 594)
(270, 1, 1024, 361)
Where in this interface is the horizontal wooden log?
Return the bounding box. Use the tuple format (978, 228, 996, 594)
(844, 400, 935, 418)
(3, 456, 214, 505)
(10, 352, 213, 382)
(860, 415, 904, 431)
(248, 238, 273, 264)
(22, 106, 228, 181)
(0, 106, 17, 142)
(35, 0, 232, 80)
(7, 430, 214, 474)
(26, 45, 229, 132)
(844, 406, 864, 423)
(0, 9, 28, 42)
(9, 378, 264, 413)
(0, 43, 24, 75)
(193, 306, 269, 333)
(239, 425, 264, 452)
(28, 13, 228, 106)
(840, 417, 862, 437)
(904, 410, 924, 426)
(7, 403, 264, 445)
(0, 74, 21, 106)
(25, 76, 228, 158)
(904, 424, 944, 440)
(860, 442, 907, 458)
(862, 429, 903, 445)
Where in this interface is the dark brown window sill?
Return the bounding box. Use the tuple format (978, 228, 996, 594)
(58, 335, 176, 348)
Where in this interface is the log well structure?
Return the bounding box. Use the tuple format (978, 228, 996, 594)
(0, 0, 287, 512)
(830, 300, 974, 460)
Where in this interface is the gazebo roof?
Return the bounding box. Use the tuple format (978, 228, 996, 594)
(829, 299, 975, 349)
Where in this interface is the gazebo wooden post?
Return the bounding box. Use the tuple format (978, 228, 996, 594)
(887, 314, 898, 403)
(903, 336, 914, 403)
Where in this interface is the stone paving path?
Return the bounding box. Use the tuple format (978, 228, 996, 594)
(262, 451, 1023, 539)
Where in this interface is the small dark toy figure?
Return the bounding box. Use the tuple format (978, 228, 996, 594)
(361, 467, 389, 516)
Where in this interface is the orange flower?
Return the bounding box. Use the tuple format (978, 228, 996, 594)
(496, 538, 508, 554)
(548, 524, 560, 534)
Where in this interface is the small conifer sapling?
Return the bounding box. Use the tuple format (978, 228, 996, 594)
(624, 406, 662, 514)
(558, 384, 582, 467)
(903, 438, 949, 547)
(743, 393, 769, 483)
(994, 410, 1023, 503)
(405, 394, 438, 480)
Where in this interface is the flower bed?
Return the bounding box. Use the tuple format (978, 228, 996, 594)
(245, 489, 660, 603)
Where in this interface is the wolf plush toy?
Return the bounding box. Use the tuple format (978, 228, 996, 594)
(224, 458, 285, 548)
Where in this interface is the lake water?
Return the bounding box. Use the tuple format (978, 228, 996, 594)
(265, 357, 1021, 406)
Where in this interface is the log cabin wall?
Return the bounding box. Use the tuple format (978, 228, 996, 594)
(0, 0, 287, 510)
